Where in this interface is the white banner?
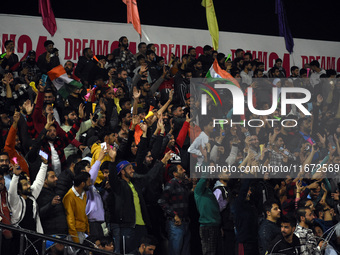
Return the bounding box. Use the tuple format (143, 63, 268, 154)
(1, 14, 340, 73)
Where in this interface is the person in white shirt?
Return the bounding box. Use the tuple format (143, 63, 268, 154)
(188, 117, 214, 165)
(240, 61, 253, 86)
(310, 60, 326, 87)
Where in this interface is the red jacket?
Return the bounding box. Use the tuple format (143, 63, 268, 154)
(30, 90, 81, 148)
(0, 188, 12, 239)
(4, 125, 29, 176)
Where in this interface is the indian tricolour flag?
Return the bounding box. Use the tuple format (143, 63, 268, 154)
(47, 65, 73, 90)
(47, 65, 82, 98)
(206, 58, 241, 88)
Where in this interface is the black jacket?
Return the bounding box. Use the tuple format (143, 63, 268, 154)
(75, 56, 98, 85)
(258, 219, 281, 255)
(107, 160, 165, 227)
(231, 179, 259, 244)
(267, 234, 301, 255)
(55, 169, 74, 199)
(37, 52, 60, 74)
(36, 187, 68, 235)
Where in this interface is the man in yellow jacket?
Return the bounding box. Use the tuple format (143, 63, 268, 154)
(63, 171, 91, 243)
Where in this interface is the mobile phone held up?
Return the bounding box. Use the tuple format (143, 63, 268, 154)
(39, 150, 49, 161)
(41, 74, 48, 87)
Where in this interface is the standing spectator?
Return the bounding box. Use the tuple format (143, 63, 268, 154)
(37, 40, 60, 74)
(213, 179, 235, 255)
(108, 133, 171, 254)
(294, 206, 323, 255)
(0, 40, 19, 72)
(274, 58, 287, 78)
(309, 60, 326, 87)
(194, 176, 221, 255)
(258, 200, 281, 255)
(290, 66, 300, 79)
(197, 45, 213, 74)
(37, 169, 68, 235)
(62, 171, 91, 243)
(231, 177, 259, 255)
(0, 152, 12, 190)
(38, 105, 84, 176)
(112, 36, 137, 76)
(75, 48, 97, 87)
(240, 61, 253, 86)
(135, 42, 147, 59)
(244, 52, 253, 62)
(0, 167, 12, 255)
(145, 50, 159, 83)
(158, 163, 192, 255)
(266, 216, 301, 255)
(61, 107, 92, 158)
(8, 157, 48, 255)
(235, 48, 245, 59)
(86, 148, 107, 237)
(4, 111, 29, 175)
(8, 158, 47, 232)
(19, 50, 41, 82)
(55, 154, 81, 199)
(188, 47, 197, 62)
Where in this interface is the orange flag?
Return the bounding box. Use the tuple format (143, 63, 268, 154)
(122, 0, 142, 37)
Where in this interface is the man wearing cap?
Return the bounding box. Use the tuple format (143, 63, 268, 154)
(37, 40, 60, 74)
(19, 50, 41, 82)
(107, 137, 172, 254)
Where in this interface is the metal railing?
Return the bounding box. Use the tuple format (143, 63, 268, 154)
(0, 222, 120, 255)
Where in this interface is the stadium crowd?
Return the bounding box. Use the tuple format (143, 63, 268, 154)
(0, 36, 340, 255)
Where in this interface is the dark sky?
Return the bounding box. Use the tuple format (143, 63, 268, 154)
(2, 0, 340, 42)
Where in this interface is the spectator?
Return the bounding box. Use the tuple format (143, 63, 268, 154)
(197, 45, 213, 74)
(37, 169, 68, 235)
(37, 40, 60, 74)
(61, 107, 91, 158)
(130, 235, 158, 255)
(19, 50, 41, 83)
(310, 60, 326, 87)
(62, 171, 91, 243)
(0, 166, 12, 254)
(85, 148, 107, 237)
(4, 111, 29, 175)
(295, 206, 323, 254)
(8, 157, 48, 254)
(240, 61, 253, 86)
(55, 154, 81, 199)
(135, 42, 147, 59)
(0, 40, 19, 72)
(194, 175, 221, 255)
(290, 66, 300, 79)
(75, 47, 97, 87)
(266, 216, 301, 255)
(231, 176, 260, 255)
(112, 36, 137, 76)
(108, 130, 171, 253)
(258, 200, 281, 255)
(37, 105, 83, 176)
(274, 58, 287, 78)
(158, 163, 192, 255)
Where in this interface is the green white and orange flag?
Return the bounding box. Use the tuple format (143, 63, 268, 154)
(206, 58, 241, 88)
(201, 0, 219, 50)
(47, 65, 82, 98)
(123, 0, 142, 37)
